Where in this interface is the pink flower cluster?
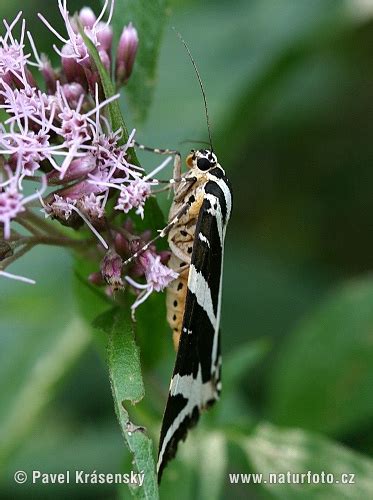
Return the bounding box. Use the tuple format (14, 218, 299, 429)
(0, 1, 177, 311)
(93, 219, 178, 315)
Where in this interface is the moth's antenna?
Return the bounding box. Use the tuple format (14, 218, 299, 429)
(172, 27, 214, 152)
(179, 139, 211, 146)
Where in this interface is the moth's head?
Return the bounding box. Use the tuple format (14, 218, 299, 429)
(186, 149, 217, 172)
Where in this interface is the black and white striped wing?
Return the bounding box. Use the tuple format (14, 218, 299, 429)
(157, 169, 232, 480)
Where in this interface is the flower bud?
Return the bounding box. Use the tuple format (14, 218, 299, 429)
(47, 156, 95, 185)
(60, 82, 86, 108)
(100, 249, 124, 290)
(25, 69, 37, 88)
(89, 271, 103, 285)
(114, 232, 130, 257)
(61, 44, 87, 85)
(79, 7, 96, 29)
(115, 23, 138, 85)
(40, 56, 57, 93)
(55, 180, 103, 200)
(96, 22, 113, 53)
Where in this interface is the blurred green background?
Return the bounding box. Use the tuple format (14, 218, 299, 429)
(2, 0, 373, 498)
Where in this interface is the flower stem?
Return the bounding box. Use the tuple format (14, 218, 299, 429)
(0, 235, 92, 272)
(18, 210, 67, 238)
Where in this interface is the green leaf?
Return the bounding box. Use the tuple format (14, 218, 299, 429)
(113, 0, 169, 124)
(94, 307, 159, 499)
(239, 422, 373, 499)
(159, 430, 227, 500)
(224, 338, 271, 392)
(211, 339, 271, 428)
(197, 431, 227, 500)
(135, 291, 169, 370)
(268, 277, 373, 436)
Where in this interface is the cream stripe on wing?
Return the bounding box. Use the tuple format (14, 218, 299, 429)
(157, 365, 216, 472)
(188, 264, 216, 328)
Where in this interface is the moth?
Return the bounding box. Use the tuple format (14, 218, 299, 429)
(157, 31, 232, 481)
(158, 146, 232, 480)
(127, 31, 232, 482)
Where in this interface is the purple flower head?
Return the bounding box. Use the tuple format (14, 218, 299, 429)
(139, 250, 178, 292)
(114, 176, 151, 219)
(115, 23, 138, 85)
(59, 107, 90, 143)
(0, 185, 25, 237)
(0, 12, 28, 86)
(125, 249, 178, 317)
(76, 193, 105, 222)
(0, 173, 46, 238)
(44, 194, 77, 221)
(0, 4, 178, 313)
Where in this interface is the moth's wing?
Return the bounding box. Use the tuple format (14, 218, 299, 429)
(158, 175, 230, 481)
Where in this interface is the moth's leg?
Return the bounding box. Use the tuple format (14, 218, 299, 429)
(123, 196, 195, 266)
(135, 141, 181, 184)
(173, 176, 197, 202)
(150, 175, 195, 193)
(140, 151, 185, 191)
(172, 152, 182, 190)
(135, 142, 179, 156)
(136, 143, 193, 196)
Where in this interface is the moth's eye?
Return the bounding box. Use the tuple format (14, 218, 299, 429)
(197, 157, 212, 171)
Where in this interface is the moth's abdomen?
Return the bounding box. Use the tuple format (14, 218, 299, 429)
(166, 215, 198, 350)
(166, 188, 204, 350)
(166, 253, 189, 350)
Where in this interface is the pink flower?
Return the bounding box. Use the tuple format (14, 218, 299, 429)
(0, 174, 46, 238)
(59, 107, 90, 143)
(0, 12, 28, 86)
(140, 250, 178, 292)
(125, 249, 178, 316)
(76, 193, 105, 220)
(0, 185, 25, 237)
(115, 176, 151, 218)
